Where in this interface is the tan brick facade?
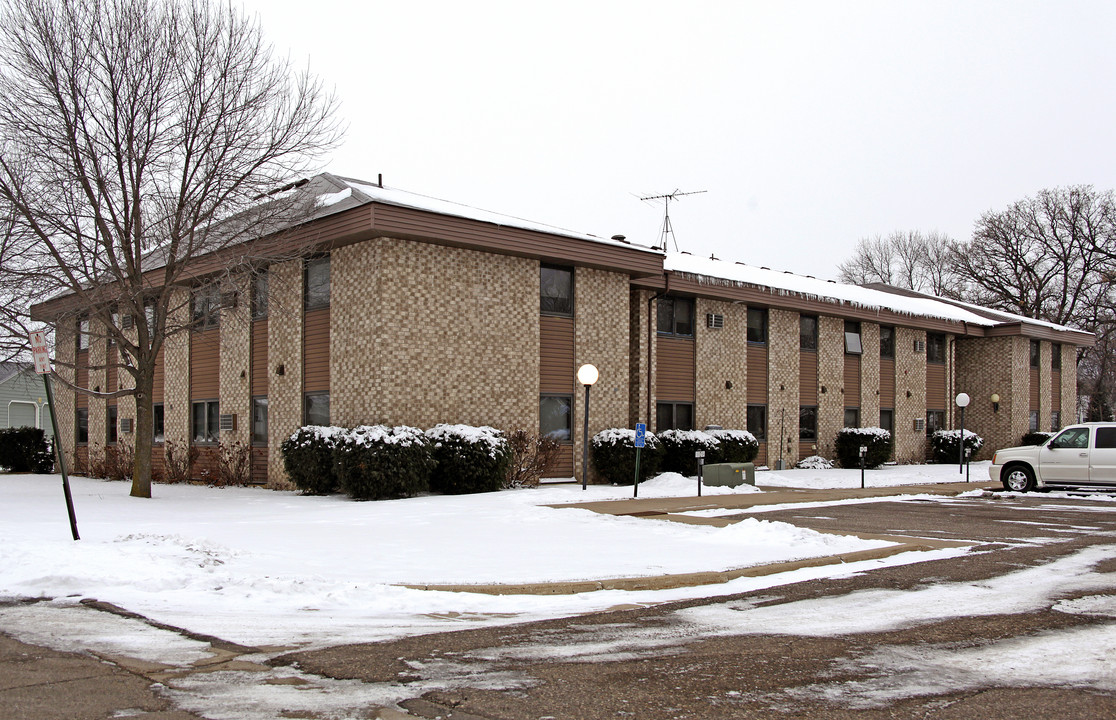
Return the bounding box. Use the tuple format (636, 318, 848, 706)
(219, 273, 252, 446)
(894, 327, 927, 462)
(817, 316, 845, 458)
(767, 309, 800, 467)
(266, 259, 303, 488)
(164, 288, 192, 449)
(54, 321, 76, 464)
(1061, 344, 1078, 425)
(861, 323, 881, 427)
(628, 289, 659, 428)
(86, 319, 107, 465)
(694, 298, 747, 431)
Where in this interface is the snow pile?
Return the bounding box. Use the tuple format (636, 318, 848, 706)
(346, 424, 426, 447)
(796, 455, 834, 470)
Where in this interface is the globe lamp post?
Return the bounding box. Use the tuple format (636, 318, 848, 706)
(577, 363, 599, 490)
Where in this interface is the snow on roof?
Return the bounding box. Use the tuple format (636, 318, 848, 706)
(326, 175, 661, 254)
(664, 252, 1085, 333)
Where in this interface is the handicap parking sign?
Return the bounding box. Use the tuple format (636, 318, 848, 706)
(634, 423, 646, 448)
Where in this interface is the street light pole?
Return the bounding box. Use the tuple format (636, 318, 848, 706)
(577, 364, 599, 490)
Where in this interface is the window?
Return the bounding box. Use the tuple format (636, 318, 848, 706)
(657, 297, 694, 337)
(799, 316, 818, 351)
(880, 326, 895, 358)
(1052, 343, 1062, 371)
(879, 408, 894, 435)
(76, 408, 88, 444)
(153, 403, 165, 444)
(304, 256, 331, 310)
(1051, 411, 1061, 432)
(1096, 427, 1116, 449)
(844, 321, 862, 355)
(192, 400, 219, 444)
(844, 407, 860, 428)
(747, 404, 767, 441)
(927, 333, 946, 364)
(1030, 340, 1041, 369)
(303, 392, 330, 426)
(799, 406, 817, 441)
(1029, 410, 1039, 432)
(252, 270, 269, 320)
(926, 410, 946, 435)
(656, 402, 694, 432)
(1051, 427, 1089, 449)
(540, 395, 572, 442)
(747, 308, 768, 344)
(78, 318, 89, 351)
(106, 405, 118, 445)
(191, 283, 220, 330)
(252, 397, 269, 445)
(540, 265, 573, 316)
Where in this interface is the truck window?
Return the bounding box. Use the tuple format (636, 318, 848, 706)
(1051, 428, 1089, 450)
(1096, 428, 1116, 449)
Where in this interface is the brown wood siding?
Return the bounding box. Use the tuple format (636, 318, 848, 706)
(75, 350, 88, 408)
(193, 446, 219, 481)
(756, 442, 767, 467)
(190, 329, 220, 399)
(799, 441, 816, 459)
(540, 316, 575, 394)
(549, 447, 575, 478)
(844, 354, 861, 408)
(152, 346, 164, 402)
(1030, 367, 1040, 410)
(1052, 370, 1062, 411)
(75, 445, 88, 473)
(880, 357, 896, 407)
(303, 307, 330, 394)
(151, 451, 164, 482)
(927, 363, 947, 409)
(106, 346, 118, 394)
(250, 447, 268, 484)
(799, 350, 817, 405)
(656, 337, 695, 402)
(747, 345, 768, 405)
(251, 319, 268, 396)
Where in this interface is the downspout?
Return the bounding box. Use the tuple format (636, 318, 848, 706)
(646, 272, 670, 428)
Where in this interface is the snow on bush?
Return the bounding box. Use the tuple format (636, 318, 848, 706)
(426, 424, 512, 495)
(930, 428, 984, 463)
(834, 426, 893, 469)
(1022, 431, 1055, 446)
(281, 425, 346, 495)
(659, 429, 720, 476)
(333, 425, 433, 500)
(590, 428, 662, 485)
(707, 428, 759, 464)
(796, 455, 833, 470)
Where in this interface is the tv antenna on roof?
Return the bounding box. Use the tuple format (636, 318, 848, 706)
(639, 189, 707, 252)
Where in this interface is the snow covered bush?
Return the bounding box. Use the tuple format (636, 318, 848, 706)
(659, 429, 719, 476)
(796, 455, 833, 470)
(930, 429, 984, 464)
(281, 425, 345, 495)
(333, 425, 433, 500)
(1021, 431, 1055, 446)
(834, 427, 893, 469)
(0, 426, 52, 473)
(503, 429, 561, 488)
(426, 424, 512, 495)
(707, 428, 759, 464)
(590, 428, 662, 485)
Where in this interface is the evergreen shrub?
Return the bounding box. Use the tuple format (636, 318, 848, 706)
(1021, 431, 1055, 446)
(334, 425, 432, 500)
(426, 424, 512, 495)
(930, 429, 984, 464)
(590, 428, 662, 485)
(658, 429, 719, 476)
(707, 429, 759, 464)
(0, 427, 53, 473)
(834, 427, 893, 468)
(281, 426, 344, 494)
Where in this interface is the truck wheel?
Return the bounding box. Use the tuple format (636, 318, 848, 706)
(1002, 465, 1035, 492)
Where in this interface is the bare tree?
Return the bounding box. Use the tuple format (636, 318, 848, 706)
(837, 230, 960, 296)
(0, 0, 341, 497)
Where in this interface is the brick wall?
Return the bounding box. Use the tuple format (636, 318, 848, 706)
(1010, 336, 1031, 444)
(1038, 341, 1052, 431)
(694, 298, 747, 432)
(861, 323, 881, 427)
(573, 267, 630, 481)
(767, 309, 800, 466)
(956, 336, 1013, 460)
(86, 319, 107, 465)
(219, 273, 252, 446)
(628, 289, 659, 429)
(894, 327, 927, 462)
(1061, 344, 1078, 424)
(817, 316, 844, 458)
(54, 321, 76, 464)
(163, 288, 192, 451)
(266, 259, 303, 488)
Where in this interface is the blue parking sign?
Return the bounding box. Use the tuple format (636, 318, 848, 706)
(634, 423, 646, 448)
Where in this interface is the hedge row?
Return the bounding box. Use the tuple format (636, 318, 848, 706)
(930, 429, 984, 463)
(834, 427, 894, 469)
(0, 427, 53, 473)
(590, 428, 759, 484)
(281, 423, 512, 500)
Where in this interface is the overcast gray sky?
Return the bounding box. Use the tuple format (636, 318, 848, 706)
(241, 0, 1116, 279)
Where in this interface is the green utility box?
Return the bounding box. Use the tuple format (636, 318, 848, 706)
(702, 462, 755, 487)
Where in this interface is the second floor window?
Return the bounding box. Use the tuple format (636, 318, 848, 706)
(657, 296, 694, 337)
(540, 265, 573, 316)
(191, 284, 220, 330)
(747, 308, 768, 344)
(1030, 340, 1041, 369)
(844, 320, 862, 355)
(927, 333, 946, 364)
(1052, 343, 1062, 371)
(880, 326, 895, 358)
(252, 270, 269, 319)
(304, 256, 331, 310)
(800, 315, 818, 351)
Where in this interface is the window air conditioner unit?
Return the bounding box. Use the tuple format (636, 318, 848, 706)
(121, 314, 134, 330)
(914, 339, 926, 353)
(913, 418, 926, 431)
(219, 414, 237, 432)
(706, 313, 724, 329)
(120, 418, 133, 433)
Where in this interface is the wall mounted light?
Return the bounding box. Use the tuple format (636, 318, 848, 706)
(991, 393, 1000, 413)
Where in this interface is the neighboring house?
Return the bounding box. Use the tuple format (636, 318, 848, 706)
(0, 362, 50, 436)
(30, 174, 1093, 485)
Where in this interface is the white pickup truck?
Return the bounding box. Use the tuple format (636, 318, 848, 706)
(989, 423, 1116, 492)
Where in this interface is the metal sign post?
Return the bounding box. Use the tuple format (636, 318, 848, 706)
(30, 331, 79, 541)
(859, 445, 867, 490)
(633, 423, 646, 498)
(695, 450, 706, 497)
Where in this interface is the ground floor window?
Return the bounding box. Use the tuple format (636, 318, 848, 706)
(303, 393, 330, 426)
(1051, 410, 1061, 431)
(926, 410, 946, 435)
(192, 400, 219, 444)
(153, 403, 165, 444)
(747, 404, 767, 441)
(1029, 410, 1039, 432)
(252, 396, 269, 445)
(843, 407, 860, 428)
(657, 402, 694, 432)
(879, 408, 894, 435)
(76, 408, 88, 444)
(540, 395, 572, 443)
(106, 405, 118, 445)
(799, 406, 817, 440)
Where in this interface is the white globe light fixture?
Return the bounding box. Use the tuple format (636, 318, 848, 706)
(956, 392, 970, 408)
(577, 364, 599, 489)
(955, 392, 971, 475)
